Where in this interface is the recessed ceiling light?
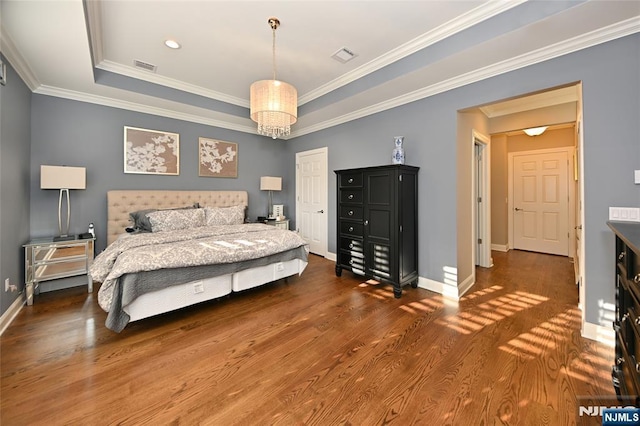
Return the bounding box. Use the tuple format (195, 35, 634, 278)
(165, 39, 181, 49)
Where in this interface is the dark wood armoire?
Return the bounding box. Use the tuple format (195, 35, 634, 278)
(334, 164, 419, 298)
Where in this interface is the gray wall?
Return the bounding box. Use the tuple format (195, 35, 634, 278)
(30, 96, 290, 254)
(285, 33, 640, 327)
(1, 33, 638, 328)
(0, 56, 31, 315)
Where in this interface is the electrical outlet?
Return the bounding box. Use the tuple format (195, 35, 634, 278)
(4, 278, 17, 292)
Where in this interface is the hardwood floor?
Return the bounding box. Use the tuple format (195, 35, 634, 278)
(1, 251, 614, 425)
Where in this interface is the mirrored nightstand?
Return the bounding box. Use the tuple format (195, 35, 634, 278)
(23, 237, 95, 305)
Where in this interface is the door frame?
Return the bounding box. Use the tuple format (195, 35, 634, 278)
(295, 147, 328, 258)
(472, 130, 492, 269)
(507, 146, 575, 256)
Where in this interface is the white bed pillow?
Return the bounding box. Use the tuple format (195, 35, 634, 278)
(204, 205, 245, 226)
(147, 208, 206, 232)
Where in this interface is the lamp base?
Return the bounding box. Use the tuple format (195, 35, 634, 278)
(53, 235, 76, 242)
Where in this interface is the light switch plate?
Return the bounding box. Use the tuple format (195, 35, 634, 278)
(609, 207, 640, 222)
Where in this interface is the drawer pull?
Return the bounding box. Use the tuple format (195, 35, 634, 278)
(623, 313, 630, 322)
(349, 243, 354, 249)
(364, 220, 369, 226)
(348, 210, 354, 216)
(348, 194, 354, 200)
(618, 357, 625, 365)
(635, 274, 640, 284)
(348, 178, 354, 184)
(636, 363, 640, 374)
(349, 259, 354, 265)
(348, 226, 354, 232)
(619, 252, 625, 261)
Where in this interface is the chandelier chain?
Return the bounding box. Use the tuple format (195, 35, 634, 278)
(272, 25, 277, 81)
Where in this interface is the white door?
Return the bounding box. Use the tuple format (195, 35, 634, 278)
(473, 132, 491, 268)
(513, 150, 569, 256)
(296, 147, 328, 256)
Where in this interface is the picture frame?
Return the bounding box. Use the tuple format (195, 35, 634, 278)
(0, 58, 6, 86)
(124, 126, 179, 175)
(198, 137, 238, 178)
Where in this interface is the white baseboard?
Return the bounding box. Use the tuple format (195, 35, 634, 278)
(581, 320, 614, 346)
(325, 251, 337, 262)
(418, 276, 460, 299)
(0, 294, 24, 336)
(457, 273, 475, 298)
(491, 244, 509, 252)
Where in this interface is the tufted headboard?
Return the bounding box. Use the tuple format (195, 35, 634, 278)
(107, 190, 248, 246)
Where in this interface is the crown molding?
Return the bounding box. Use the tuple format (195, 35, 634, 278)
(34, 85, 257, 135)
(297, 0, 527, 105)
(291, 17, 640, 138)
(0, 25, 39, 91)
(12, 14, 639, 140)
(96, 60, 249, 108)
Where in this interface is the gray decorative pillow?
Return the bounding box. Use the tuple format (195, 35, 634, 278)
(204, 205, 245, 226)
(147, 208, 206, 232)
(129, 204, 197, 232)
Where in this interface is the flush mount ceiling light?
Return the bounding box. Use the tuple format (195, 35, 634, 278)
(523, 126, 548, 136)
(164, 39, 181, 49)
(250, 17, 298, 140)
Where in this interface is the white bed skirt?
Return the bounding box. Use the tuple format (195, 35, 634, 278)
(124, 258, 308, 323)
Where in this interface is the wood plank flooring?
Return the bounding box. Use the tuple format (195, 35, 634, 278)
(1, 251, 614, 425)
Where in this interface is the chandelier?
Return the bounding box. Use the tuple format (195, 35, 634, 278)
(250, 17, 298, 139)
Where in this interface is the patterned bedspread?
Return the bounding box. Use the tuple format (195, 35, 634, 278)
(91, 223, 309, 313)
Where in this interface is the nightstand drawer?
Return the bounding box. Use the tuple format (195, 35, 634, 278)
(24, 237, 95, 305)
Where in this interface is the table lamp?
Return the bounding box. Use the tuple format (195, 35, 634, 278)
(260, 176, 282, 218)
(40, 165, 86, 241)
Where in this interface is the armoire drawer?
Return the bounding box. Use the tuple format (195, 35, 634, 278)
(340, 172, 363, 187)
(340, 251, 366, 273)
(340, 222, 363, 236)
(340, 237, 364, 254)
(340, 205, 363, 220)
(340, 189, 363, 204)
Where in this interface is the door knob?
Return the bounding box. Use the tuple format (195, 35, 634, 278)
(317, 210, 324, 214)
(514, 207, 523, 211)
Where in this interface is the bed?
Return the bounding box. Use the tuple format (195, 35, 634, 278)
(91, 190, 308, 332)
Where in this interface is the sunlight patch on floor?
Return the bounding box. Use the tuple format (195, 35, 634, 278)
(435, 290, 548, 335)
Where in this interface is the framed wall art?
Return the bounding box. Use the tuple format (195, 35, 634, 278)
(198, 138, 238, 178)
(124, 126, 179, 175)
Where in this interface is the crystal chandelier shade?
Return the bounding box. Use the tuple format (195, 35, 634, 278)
(250, 79, 297, 139)
(249, 17, 297, 140)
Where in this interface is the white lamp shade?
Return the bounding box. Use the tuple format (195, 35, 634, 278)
(40, 165, 86, 189)
(260, 176, 282, 191)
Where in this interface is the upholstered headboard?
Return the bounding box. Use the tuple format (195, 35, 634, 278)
(107, 190, 249, 246)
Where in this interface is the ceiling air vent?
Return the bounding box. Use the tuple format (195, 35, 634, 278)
(133, 59, 157, 72)
(331, 47, 357, 64)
